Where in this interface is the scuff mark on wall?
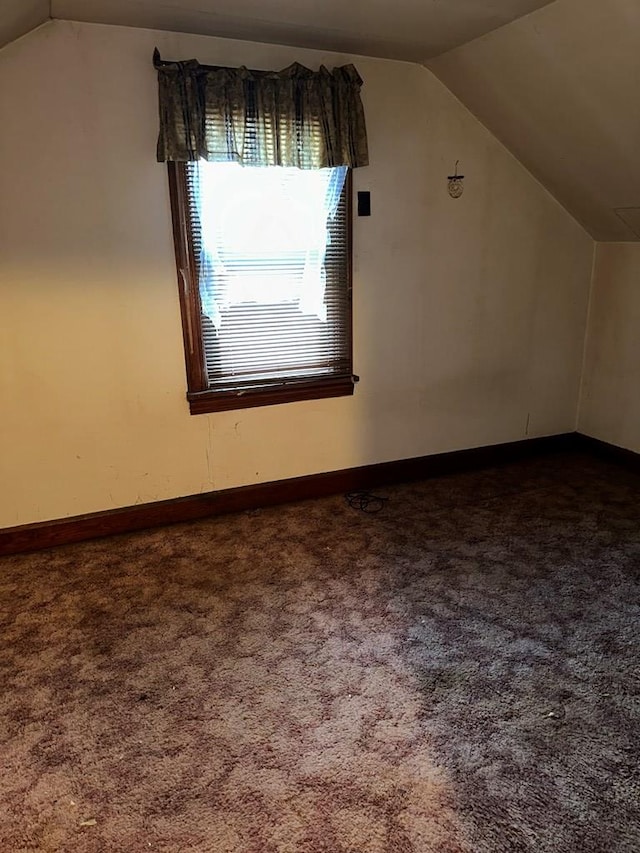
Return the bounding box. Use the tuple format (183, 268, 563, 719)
(205, 417, 215, 489)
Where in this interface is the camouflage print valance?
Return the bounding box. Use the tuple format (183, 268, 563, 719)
(153, 49, 369, 169)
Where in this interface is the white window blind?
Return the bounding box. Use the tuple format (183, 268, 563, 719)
(184, 161, 351, 393)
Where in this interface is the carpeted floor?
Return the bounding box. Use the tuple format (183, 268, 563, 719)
(1, 451, 639, 852)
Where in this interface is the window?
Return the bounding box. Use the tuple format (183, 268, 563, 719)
(154, 50, 368, 414)
(168, 160, 354, 414)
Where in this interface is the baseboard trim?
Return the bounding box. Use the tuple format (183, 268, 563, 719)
(572, 433, 640, 473)
(0, 433, 578, 556)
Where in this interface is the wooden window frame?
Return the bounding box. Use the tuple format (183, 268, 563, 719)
(167, 162, 355, 415)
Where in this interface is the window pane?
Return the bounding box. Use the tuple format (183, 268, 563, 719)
(186, 162, 351, 391)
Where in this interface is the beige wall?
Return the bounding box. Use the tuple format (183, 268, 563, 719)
(0, 21, 594, 528)
(579, 244, 640, 453)
(0, 0, 48, 53)
(428, 0, 640, 242)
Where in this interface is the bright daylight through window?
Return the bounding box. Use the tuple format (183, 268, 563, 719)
(171, 160, 354, 413)
(156, 51, 367, 413)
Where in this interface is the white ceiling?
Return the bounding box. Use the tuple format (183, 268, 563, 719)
(2, 0, 635, 242)
(2, 0, 555, 60)
(428, 0, 640, 241)
(0, 0, 49, 50)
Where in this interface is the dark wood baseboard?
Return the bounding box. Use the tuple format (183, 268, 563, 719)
(0, 433, 579, 557)
(572, 433, 640, 474)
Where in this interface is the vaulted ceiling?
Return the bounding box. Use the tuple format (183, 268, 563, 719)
(2, 1, 555, 61)
(428, 0, 640, 241)
(0, 0, 49, 50)
(1, 0, 636, 241)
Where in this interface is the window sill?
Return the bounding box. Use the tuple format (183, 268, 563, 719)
(187, 375, 357, 414)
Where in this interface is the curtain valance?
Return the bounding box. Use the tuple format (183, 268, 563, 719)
(153, 49, 369, 169)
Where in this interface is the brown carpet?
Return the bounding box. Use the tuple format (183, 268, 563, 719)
(1, 451, 639, 852)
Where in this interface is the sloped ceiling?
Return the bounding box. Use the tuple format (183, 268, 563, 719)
(1, 0, 635, 242)
(2, 0, 555, 59)
(428, 0, 640, 241)
(0, 0, 49, 49)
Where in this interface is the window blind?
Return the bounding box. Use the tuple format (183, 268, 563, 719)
(184, 162, 352, 393)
